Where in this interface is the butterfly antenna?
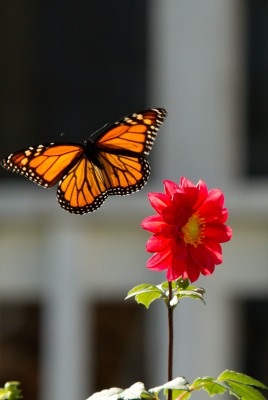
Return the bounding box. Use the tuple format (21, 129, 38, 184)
(90, 122, 112, 140)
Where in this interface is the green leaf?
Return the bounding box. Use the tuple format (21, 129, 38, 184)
(119, 382, 150, 399)
(126, 284, 158, 298)
(228, 381, 267, 400)
(175, 289, 205, 304)
(134, 291, 163, 308)
(126, 284, 165, 308)
(190, 371, 268, 399)
(87, 387, 123, 400)
(160, 281, 177, 291)
(173, 392, 191, 400)
(219, 370, 267, 389)
(86, 383, 155, 400)
(191, 377, 229, 395)
(185, 286, 205, 296)
(150, 377, 189, 394)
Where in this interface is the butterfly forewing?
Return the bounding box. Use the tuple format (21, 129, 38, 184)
(96, 108, 167, 156)
(1, 108, 167, 213)
(1, 143, 84, 188)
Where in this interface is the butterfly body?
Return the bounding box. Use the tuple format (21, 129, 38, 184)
(83, 140, 105, 169)
(1, 108, 167, 214)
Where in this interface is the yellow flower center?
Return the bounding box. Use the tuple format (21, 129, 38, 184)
(181, 213, 205, 246)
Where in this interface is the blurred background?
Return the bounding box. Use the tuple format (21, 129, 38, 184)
(0, 1, 268, 399)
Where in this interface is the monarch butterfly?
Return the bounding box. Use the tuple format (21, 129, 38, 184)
(1, 108, 167, 214)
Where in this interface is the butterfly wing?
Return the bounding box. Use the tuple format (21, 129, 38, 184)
(56, 108, 167, 214)
(57, 152, 150, 214)
(1, 143, 84, 188)
(95, 108, 167, 155)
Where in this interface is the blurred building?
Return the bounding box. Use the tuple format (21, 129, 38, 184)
(0, 2, 268, 400)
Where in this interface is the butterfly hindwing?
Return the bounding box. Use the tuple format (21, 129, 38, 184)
(57, 152, 150, 214)
(1, 108, 167, 213)
(57, 157, 107, 213)
(98, 152, 145, 189)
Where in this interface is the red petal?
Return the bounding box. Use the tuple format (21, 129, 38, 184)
(204, 224, 232, 242)
(164, 192, 193, 226)
(217, 208, 228, 223)
(199, 262, 215, 276)
(183, 186, 200, 208)
(183, 260, 201, 282)
(163, 180, 180, 198)
(166, 243, 188, 280)
(148, 192, 171, 214)
(166, 259, 185, 281)
(198, 191, 225, 220)
(204, 241, 222, 264)
(173, 251, 202, 282)
(195, 180, 208, 208)
(146, 250, 172, 271)
(146, 234, 171, 252)
(141, 215, 166, 233)
(180, 176, 195, 188)
(172, 239, 188, 259)
(207, 188, 224, 205)
(166, 241, 189, 281)
(189, 244, 215, 272)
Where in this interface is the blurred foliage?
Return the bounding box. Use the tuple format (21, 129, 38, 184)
(0, 382, 22, 400)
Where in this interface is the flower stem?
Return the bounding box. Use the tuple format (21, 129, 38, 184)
(168, 281, 173, 400)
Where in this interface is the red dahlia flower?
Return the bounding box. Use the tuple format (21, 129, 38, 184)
(141, 177, 232, 282)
